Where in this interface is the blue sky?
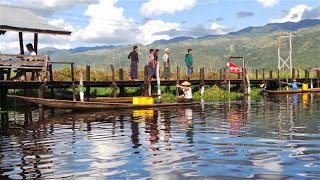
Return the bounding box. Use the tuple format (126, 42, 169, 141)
(0, 0, 320, 53)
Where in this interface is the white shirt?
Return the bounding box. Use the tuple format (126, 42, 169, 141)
(183, 87, 192, 99)
(30, 50, 36, 56)
(162, 53, 169, 62)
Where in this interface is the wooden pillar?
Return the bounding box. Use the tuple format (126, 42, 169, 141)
(38, 82, 46, 98)
(110, 65, 117, 98)
(49, 64, 54, 99)
(291, 68, 295, 82)
(269, 70, 273, 79)
(19, 32, 24, 55)
(262, 69, 265, 84)
(297, 70, 300, 79)
(305, 70, 308, 83)
(34, 33, 38, 54)
(86, 65, 90, 101)
(119, 68, 125, 96)
(278, 69, 281, 90)
(71, 63, 76, 101)
(223, 68, 227, 91)
(237, 73, 241, 80)
(176, 66, 180, 98)
(317, 70, 320, 88)
(255, 69, 258, 80)
(143, 65, 150, 96)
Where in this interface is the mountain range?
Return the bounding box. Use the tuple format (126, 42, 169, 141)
(40, 19, 320, 70)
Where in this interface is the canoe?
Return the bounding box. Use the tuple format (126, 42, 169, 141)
(8, 95, 200, 110)
(88, 97, 132, 103)
(265, 88, 320, 94)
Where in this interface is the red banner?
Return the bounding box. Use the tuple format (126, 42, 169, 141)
(227, 62, 242, 73)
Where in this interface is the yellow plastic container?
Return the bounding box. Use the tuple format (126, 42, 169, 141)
(133, 97, 139, 104)
(302, 83, 308, 91)
(138, 97, 145, 104)
(146, 97, 154, 104)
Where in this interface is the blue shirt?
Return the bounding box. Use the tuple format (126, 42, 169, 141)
(288, 82, 302, 90)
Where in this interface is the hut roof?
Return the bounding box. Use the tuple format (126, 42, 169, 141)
(0, 5, 72, 35)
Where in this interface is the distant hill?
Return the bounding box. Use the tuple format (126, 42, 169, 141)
(151, 36, 194, 45)
(229, 19, 320, 35)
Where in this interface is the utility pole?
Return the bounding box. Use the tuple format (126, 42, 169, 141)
(277, 32, 295, 72)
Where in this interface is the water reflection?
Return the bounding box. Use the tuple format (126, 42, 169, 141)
(0, 95, 319, 179)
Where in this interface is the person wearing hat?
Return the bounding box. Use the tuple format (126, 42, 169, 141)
(162, 48, 171, 80)
(177, 81, 193, 102)
(288, 79, 302, 90)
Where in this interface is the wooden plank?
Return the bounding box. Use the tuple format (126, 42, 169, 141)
(0, 54, 46, 60)
(0, 60, 45, 66)
(0, 66, 43, 70)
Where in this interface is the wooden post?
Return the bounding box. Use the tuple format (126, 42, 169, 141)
(86, 65, 90, 101)
(109, 64, 117, 98)
(49, 64, 54, 99)
(38, 83, 45, 98)
(317, 70, 320, 88)
(305, 70, 308, 83)
(297, 70, 300, 79)
(143, 65, 149, 96)
(278, 69, 281, 90)
(262, 69, 265, 84)
(220, 68, 222, 81)
(223, 67, 227, 91)
(269, 70, 273, 79)
(237, 73, 241, 80)
(119, 68, 125, 96)
(19, 32, 24, 55)
(201, 67, 205, 96)
(176, 66, 180, 98)
(34, 33, 38, 54)
(71, 63, 76, 101)
(256, 69, 258, 80)
(291, 68, 295, 82)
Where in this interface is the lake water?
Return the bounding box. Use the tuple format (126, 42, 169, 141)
(0, 94, 319, 179)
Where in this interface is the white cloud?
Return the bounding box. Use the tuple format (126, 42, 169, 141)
(140, 0, 196, 16)
(210, 23, 229, 35)
(16, 0, 99, 11)
(72, 0, 137, 44)
(137, 20, 181, 44)
(270, 4, 311, 23)
(257, 0, 279, 8)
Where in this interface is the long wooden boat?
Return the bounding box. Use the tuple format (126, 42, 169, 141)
(8, 95, 200, 110)
(88, 97, 132, 103)
(265, 88, 320, 94)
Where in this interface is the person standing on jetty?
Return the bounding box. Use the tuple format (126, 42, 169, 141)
(128, 46, 139, 81)
(149, 49, 156, 79)
(185, 49, 193, 80)
(162, 48, 171, 80)
(153, 49, 160, 79)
